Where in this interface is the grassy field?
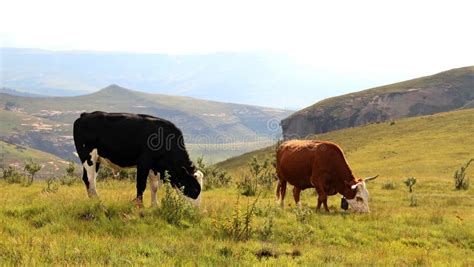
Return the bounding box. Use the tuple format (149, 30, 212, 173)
(1, 109, 473, 265)
(0, 176, 473, 265)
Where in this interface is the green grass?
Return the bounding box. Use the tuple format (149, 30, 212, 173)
(218, 108, 474, 180)
(1, 105, 473, 265)
(0, 177, 472, 265)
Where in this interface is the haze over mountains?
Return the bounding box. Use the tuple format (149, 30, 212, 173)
(1, 47, 416, 110)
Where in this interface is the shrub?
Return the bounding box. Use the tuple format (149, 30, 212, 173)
(382, 180, 396, 190)
(60, 161, 78, 185)
(59, 175, 78, 186)
(212, 194, 259, 241)
(66, 161, 75, 176)
(3, 166, 25, 184)
(196, 157, 231, 190)
(294, 205, 312, 224)
(454, 159, 473, 190)
(409, 195, 418, 207)
(97, 167, 114, 180)
(404, 177, 416, 193)
(237, 156, 276, 196)
(259, 212, 274, 241)
(238, 175, 258, 196)
(42, 177, 59, 193)
(158, 171, 200, 226)
(118, 169, 137, 181)
(24, 160, 42, 185)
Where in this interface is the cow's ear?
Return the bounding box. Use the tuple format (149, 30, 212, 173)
(182, 166, 191, 176)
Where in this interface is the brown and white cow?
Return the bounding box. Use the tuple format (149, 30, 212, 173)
(275, 140, 377, 213)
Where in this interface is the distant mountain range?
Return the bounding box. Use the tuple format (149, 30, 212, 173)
(0, 48, 335, 109)
(282, 66, 474, 139)
(0, 85, 291, 163)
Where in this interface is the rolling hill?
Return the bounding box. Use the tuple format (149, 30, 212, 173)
(282, 66, 474, 138)
(0, 85, 291, 163)
(218, 108, 474, 180)
(0, 140, 69, 177)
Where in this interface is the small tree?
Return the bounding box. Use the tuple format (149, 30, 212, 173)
(24, 160, 42, 185)
(404, 177, 416, 193)
(4, 101, 16, 111)
(66, 161, 75, 176)
(238, 156, 276, 196)
(454, 159, 473, 190)
(404, 177, 417, 207)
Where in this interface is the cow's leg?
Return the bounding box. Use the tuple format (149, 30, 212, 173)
(315, 188, 329, 212)
(149, 170, 160, 207)
(279, 181, 287, 208)
(275, 181, 281, 203)
(314, 186, 329, 212)
(322, 198, 329, 212)
(82, 149, 99, 198)
(293, 186, 302, 208)
(135, 163, 150, 208)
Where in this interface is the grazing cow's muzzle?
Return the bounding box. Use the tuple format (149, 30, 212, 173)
(183, 176, 201, 199)
(346, 175, 378, 213)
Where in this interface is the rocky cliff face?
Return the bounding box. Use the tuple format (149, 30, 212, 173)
(282, 67, 474, 139)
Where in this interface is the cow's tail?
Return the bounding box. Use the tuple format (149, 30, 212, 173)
(275, 140, 285, 202)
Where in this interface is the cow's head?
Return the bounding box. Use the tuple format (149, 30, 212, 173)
(169, 165, 202, 199)
(345, 175, 378, 213)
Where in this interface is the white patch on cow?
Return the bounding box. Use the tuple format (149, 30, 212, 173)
(186, 170, 204, 206)
(83, 148, 99, 197)
(149, 170, 160, 207)
(346, 181, 370, 213)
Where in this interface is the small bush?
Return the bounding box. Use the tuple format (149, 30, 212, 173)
(409, 195, 418, 207)
(97, 167, 114, 180)
(196, 157, 231, 190)
(42, 177, 59, 193)
(238, 175, 258, 196)
(454, 159, 472, 190)
(257, 204, 277, 241)
(238, 156, 276, 196)
(3, 166, 25, 184)
(24, 160, 42, 185)
(212, 194, 259, 241)
(60, 161, 78, 185)
(382, 180, 396, 190)
(59, 175, 78, 186)
(404, 177, 416, 193)
(158, 172, 200, 226)
(66, 161, 75, 176)
(294, 205, 312, 224)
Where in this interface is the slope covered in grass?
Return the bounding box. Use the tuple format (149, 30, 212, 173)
(218, 108, 474, 180)
(0, 140, 69, 176)
(0, 176, 472, 265)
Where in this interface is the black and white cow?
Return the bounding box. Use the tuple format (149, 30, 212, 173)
(73, 111, 202, 206)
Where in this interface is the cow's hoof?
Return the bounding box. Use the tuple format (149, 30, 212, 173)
(88, 191, 99, 198)
(133, 198, 144, 208)
(150, 202, 158, 208)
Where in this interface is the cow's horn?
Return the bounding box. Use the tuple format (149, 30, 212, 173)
(364, 175, 379, 182)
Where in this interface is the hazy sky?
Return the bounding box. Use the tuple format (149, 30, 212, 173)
(1, 0, 473, 102)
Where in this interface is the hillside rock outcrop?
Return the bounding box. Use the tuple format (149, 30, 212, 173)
(282, 67, 474, 139)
